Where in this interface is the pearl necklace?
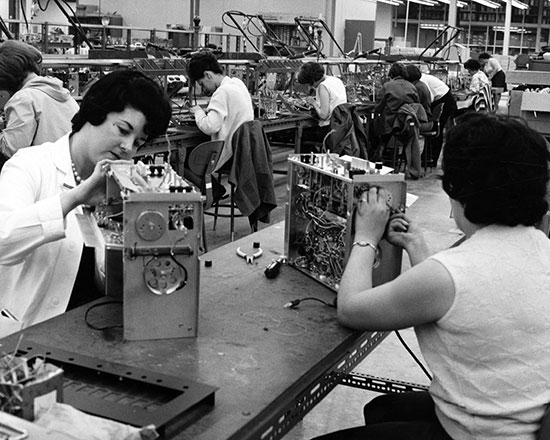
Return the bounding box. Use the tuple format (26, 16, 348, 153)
(71, 161, 82, 185)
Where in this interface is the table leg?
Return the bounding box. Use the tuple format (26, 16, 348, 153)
(295, 123, 304, 154)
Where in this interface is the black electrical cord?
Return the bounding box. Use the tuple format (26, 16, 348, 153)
(284, 295, 432, 381)
(284, 297, 337, 309)
(51, 0, 92, 49)
(0, 15, 13, 39)
(394, 330, 432, 381)
(19, 1, 29, 32)
(36, 0, 52, 12)
(84, 300, 123, 331)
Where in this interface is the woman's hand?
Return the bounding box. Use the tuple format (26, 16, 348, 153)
(386, 212, 414, 248)
(354, 187, 391, 245)
(61, 159, 130, 216)
(75, 160, 111, 205)
(386, 212, 430, 266)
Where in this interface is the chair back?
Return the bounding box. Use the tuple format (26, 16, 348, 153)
(188, 140, 225, 208)
(393, 103, 427, 141)
(427, 102, 445, 136)
(432, 103, 445, 123)
(473, 83, 495, 113)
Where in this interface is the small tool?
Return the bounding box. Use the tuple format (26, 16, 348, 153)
(264, 256, 286, 279)
(236, 242, 263, 264)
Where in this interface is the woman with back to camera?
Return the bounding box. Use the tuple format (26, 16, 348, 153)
(372, 62, 419, 154)
(0, 70, 172, 337)
(0, 40, 79, 167)
(313, 113, 550, 440)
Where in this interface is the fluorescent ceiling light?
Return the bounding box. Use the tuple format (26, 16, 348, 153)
(377, 0, 403, 5)
(437, 0, 467, 6)
(493, 25, 530, 33)
(408, 0, 438, 5)
(510, 0, 529, 9)
(471, 0, 501, 8)
(420, 23, 447, 29)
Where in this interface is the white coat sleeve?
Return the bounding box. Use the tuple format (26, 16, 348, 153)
(0, 153, 66, 265)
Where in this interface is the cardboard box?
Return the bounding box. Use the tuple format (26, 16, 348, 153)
(519, 92, 550, 136)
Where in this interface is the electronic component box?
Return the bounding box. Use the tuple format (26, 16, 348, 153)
(96, 163, 203, 341)
(285, 153, 407, 292)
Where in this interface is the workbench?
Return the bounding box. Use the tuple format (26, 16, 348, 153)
(137, 113, 319, 175)
(0, 222, 387, 440)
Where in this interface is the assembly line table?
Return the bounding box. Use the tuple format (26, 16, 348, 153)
(0, 223, 388, 440)
(137, 113, 318, 173)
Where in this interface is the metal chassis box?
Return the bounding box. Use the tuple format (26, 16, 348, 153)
(285, 154, 406, 292)
(102, 164, 203, 341)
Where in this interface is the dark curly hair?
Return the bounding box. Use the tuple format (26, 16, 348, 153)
(297, 62, 325, 85)
(405, 64, 422, 82)
(464, 59, 482, 71)
(388, 62, 408, 80)
(0, 40, 42, 94)
(71, 70, 171, 141)
(442, 113, 550, 226)
(187, 50, 223, 82)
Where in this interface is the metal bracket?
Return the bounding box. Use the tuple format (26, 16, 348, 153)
(126, 244, 193, 258)
(339, 372, 429, 394)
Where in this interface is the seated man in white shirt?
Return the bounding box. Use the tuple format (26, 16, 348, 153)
(297, 61, 347, 153)
(187, 51, 254, 200)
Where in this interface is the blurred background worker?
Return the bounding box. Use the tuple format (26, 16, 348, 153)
(478, 52, 507, 109)
(420, 70, 457, 167)
(455, 58, 491, 114)
(188, 51, 254, 172)
(297, 61, 347, 152)
(187, 50, 254, 201)
(371, 62, 419, 159)
(0, 40, 79, 169)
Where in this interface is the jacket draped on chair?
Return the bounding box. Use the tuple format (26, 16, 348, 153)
(394, 103, 429, 178)
(229, 120, 277, 227)
(324, 103, 369, 159)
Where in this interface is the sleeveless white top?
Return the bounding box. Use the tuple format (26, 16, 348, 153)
(418, 225, 550, 439)
(315, 75, 347, 126)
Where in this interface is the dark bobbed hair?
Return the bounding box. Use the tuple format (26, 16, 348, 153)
(0, 40, 42, 94)
(187, 51, 223, 82)
(297, 62, 325, 85)
(478, 52, 491, 60)
(71, 70, 171, 141)
(388, 62, 408, 79)
(406, 64, 422, 82)
(464, 59, 481, 71)
(442, 113, 550, 226)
